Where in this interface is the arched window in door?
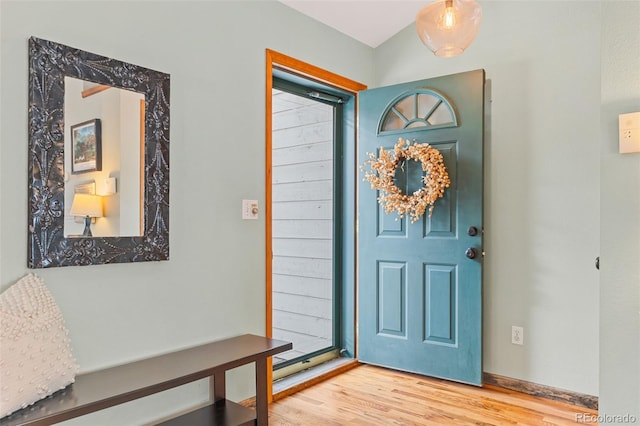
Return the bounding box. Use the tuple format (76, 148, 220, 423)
(379, 90, 458, 134)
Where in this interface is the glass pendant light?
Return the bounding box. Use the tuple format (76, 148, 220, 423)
(416, 0, 482, 57)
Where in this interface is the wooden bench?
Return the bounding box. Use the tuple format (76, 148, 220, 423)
(0, 334, 292, 426)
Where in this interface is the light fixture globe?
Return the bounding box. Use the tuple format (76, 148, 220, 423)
(416, 0, 482, 57)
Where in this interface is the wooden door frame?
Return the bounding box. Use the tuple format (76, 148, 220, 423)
(265, 49, 366, 400)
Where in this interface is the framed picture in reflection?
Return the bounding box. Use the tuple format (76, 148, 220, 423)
(71, 118, 102, 174)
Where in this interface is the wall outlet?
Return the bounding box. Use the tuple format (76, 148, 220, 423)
(511, 326, 524, 345)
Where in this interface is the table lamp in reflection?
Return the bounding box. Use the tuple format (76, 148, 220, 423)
(70, 193, 103, 237)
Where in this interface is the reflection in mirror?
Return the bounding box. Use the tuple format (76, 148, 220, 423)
(28, 37, 170, 268)
(63, 77, 144, 238)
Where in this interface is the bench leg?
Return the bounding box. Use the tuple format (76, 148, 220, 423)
(255, 358, 268, 426)
(210, 371, 226, 403)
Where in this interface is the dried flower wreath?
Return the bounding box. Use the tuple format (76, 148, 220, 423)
(362, 138, 451, 223)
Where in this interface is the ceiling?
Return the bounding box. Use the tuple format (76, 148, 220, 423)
(278, 0, 426, 48)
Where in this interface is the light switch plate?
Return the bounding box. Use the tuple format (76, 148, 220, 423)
(102, 177, 117, 195)
(242, 199, 258, 220)
(619, 112, 640, 154)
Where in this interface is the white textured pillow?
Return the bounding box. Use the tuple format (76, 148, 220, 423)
(0, 273, 79, 418)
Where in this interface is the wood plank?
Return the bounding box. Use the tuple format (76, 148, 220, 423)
(273, 141, 333, 166)
(272, 104, 332, 131)
(272, 311, 333, 339)
(483, 373, 598, 410)
(273, 122, 333, 149)
(81, 83, 111, 98)
(266, 50, 368, 94)
(272, 180, 333, 202)
(272, 160, 333, 184)
(272, 256, 332, 279)
(272, 90, 316, 113)
(265, 50, 275, 402)
(268, 364, 598, 425)
(272, 274, 333, 299)
(269, 329, 331, 357)
(270, 330, 331, 351)
(272, 292, 332, 318)
(272, 238, 332, 259)
(272, 200, 333, 220)
(272, 219, 332, 239)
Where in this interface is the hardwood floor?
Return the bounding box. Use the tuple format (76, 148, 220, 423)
(268, 364, 597, 425)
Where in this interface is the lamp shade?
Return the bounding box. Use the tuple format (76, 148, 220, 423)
(416, 0, 482, 57)
(70, 193, 103, 218)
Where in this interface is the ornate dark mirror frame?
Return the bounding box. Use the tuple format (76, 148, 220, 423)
(28, 37, 170, 268)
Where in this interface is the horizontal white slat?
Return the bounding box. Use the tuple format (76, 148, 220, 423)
(271, 327, 332, 358)
(272, 160, 333, 184)
(273, 327, 333, 352)
(272, 180, 333, 202)
(273, 256, 332, 280)
(273, 122, 332, 149)
(272, 200, 333, 220)
(273, 104, 332, 131)
(273, 141, 333, 166)
(272, 219, 333, 239)
(272, 90, 316, 113)
(273, 238, 332, 259)
(272, 274, 333, 299)
(273, 292, 332, 318)
(273, 311, 333, 340)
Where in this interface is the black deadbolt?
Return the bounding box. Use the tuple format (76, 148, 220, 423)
(465, 248, 477, 259)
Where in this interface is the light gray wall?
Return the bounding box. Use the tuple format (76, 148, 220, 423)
(600, 2, 640, 422)
(373, 1, 601, 396)
(0, 1, 373, 424)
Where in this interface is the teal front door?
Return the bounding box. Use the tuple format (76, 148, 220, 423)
(357, 70, 485, 385)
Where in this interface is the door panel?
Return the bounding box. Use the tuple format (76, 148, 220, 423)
(424, 263, 457, 345)
(358, 69, 484, 385)
(377, 261, 407, 337)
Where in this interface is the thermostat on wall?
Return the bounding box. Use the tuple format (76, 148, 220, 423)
(619, 112, 640, 154)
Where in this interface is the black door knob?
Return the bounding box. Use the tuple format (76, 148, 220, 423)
(465, 248, 477, 259)
(467, 226, 479, 236)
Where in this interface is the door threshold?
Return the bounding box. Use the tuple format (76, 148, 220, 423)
(272, 358, 359, 401)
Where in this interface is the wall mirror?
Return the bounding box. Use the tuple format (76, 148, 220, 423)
(28, 37, 170, 268)
(63, 76, 144, 239)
